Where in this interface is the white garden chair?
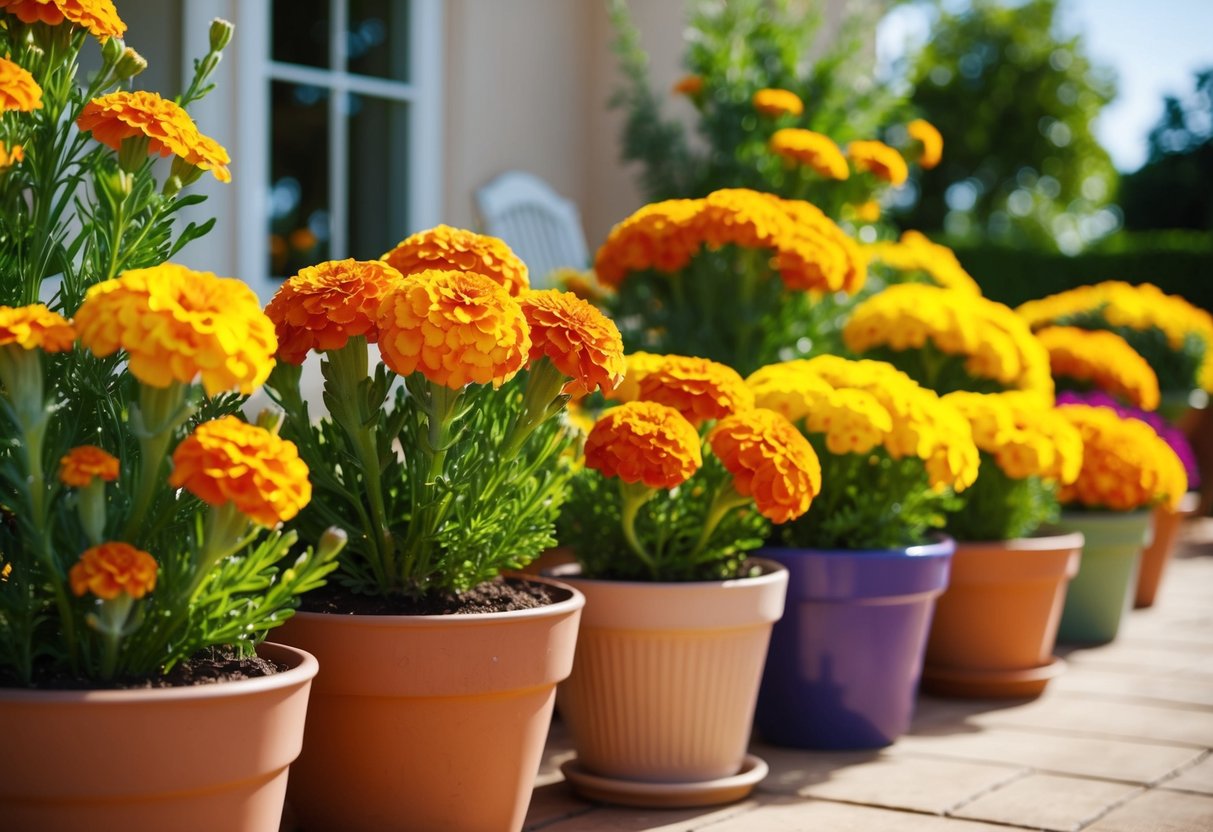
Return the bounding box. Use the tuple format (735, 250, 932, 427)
(475, 171, 590, 288)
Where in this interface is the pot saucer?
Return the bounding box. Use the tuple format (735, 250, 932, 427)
(560, 754, 768, 809)
(922, 656, 1067, 699)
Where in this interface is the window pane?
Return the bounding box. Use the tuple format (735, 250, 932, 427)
(347, 0, 410, 82)
(270, 81, 331, 278)
(348, 93, 410, 258)
(272, 0, 329, 69)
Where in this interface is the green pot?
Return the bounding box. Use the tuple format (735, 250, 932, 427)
(1055, 510, 1152, 644)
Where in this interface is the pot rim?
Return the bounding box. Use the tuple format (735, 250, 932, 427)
(757, 533, 955, 559)
(288, 572, 586, 627)
(1059, 507, 1154, 520)
(0, 641, 317, 704)
(545, 557, 787, 590)
(953, 529, 1085, 552)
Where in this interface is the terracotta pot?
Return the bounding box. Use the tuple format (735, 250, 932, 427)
(1056, 510, 1151, 644)
(0, 642, 316, 832)
(551, 560, 787, 783)
(923, 531, 1083, 698)
(1136, 492, 1201, 608)
(275, 575, 583, 832)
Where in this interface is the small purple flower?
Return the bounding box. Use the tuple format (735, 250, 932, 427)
(1056, 390, 1200, 488)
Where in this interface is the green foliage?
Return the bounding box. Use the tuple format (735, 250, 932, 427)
(946, 454, 1059, 541)
(901, 0, 1118, 252)
(778, 441, 958, 550)
(270, 347, 579, 597)
(558, 453, 769, 582)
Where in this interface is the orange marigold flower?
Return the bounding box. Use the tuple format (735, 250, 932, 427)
(266, 259, 404, 364)
(382, 225, 529, 297)
(769, 128, 849, 180)
(0, 57, 42, 112)
(752, 88, 804, 117)
(709, 408, 821, 523)
(847, 140, 909, 186)
(75, 263, 278, 395)
(584, 401, 702, 489)
(377, 270, 531, 389)
(637, 354, 754, 426)
(77, 90, 200, 158)
(0, 304, 75, 352)
(0, 0, 125, 39)
(59, 446, 119, 487)
(179, 130, 231, 184)
(69, 542, 157, 600)
(170, 416, 312, 526)
(607, 351, 666, 403)
(594, 199, 703, 288)
(519, 289, 625, 395)
(1038, 326, 1160, 411)
(673, 74, 704, 96)
(0, 142, 24, 170)
(907, 119, 943, 169)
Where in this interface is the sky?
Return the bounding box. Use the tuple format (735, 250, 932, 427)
(877, 0, 1213, 172)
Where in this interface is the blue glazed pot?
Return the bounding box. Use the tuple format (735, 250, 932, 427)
(754, 537, 954, 750)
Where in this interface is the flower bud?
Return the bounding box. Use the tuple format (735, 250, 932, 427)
(101, 35, 124, 66)
(114, 47, 148, 81)
(209, 18, 234, 52)
(318, 527, 349, 561)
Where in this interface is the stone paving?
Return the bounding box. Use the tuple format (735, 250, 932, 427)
(525, 520, 1213, 832)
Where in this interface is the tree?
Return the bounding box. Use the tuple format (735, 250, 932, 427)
(900, 0, 1118, 252)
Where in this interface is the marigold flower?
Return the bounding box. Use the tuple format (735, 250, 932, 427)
(867, 230, 981, 295)
(265, 259, 404, 364)
(752, 88, 804, 117)
(0, 142, 24, 170)
(592, 199, 703, 288)
(59, 446, 120, 488)
(672, 74, 704, 96)
(1037, 326, 1160, 411)
(377, 269, 531, 389)
(637, 354, 754, 426)
(607, 351, 666, 403)
(69, 542, 157, 600)
(0, 0, 125, 39)
(77, 90, 198, 158)
(847, 139, 909, 186)
(519, 289, 625, 395)
(0, 304, 75, 352)
(1057, 404, 1187, 511)
(170, 416, 312, 526)
(769, 128, 849, 180)
(178, 130, 231, 184)
(709, 408, 821, 523)
(382, 225, 529, 296)
(75, 263, 278, 395)
(0, 57, 42, 112)
(584, 401, 702, 489)
(944, 391, 1082, 483)
(907, 119, 943, 169)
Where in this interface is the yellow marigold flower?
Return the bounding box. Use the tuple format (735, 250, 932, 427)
(265, 259, 404, 364)
(0, 0, 125, 39)
(636, 354, 755, 426)
(593, 199, 703, 288)
(607, 351, 666, 403)
(752, 88, 804, 117)
(867, 230, 981, 295)
(0, 142, 24, 170)
(170, 416, 312, 526)
(769, 128, 850, 180)
(0, 56, 42, 112)
(907, 119, 943, 169)
(844, 283, 1053, 397)
(944, 392, 1082, 483)
(852, 201, 881, 223)
(584, 400, 702, 489)
(69, 542, 156, 600)
(773, 197, 868, 293)
(75, 263, 278, 395)
(377, 269, 531, 389)
(744, 360, 835, 423)
(0, 304, 75, 352)
(519, 289, 625, 395)
(178, 130, 231, 184)
(672, 74, 704, 96)
(1037, 326, 1160, 411)
(382, 225, 529, 297)
(1057, 404, 1187, 511)
(847, 139, 909, 186)
(709, 408, 821, 523)
(59, 446, 120, 488)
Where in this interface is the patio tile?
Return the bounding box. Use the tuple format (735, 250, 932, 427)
(1050, 666, 1213, 709)
(705, 798, 1014, 831)
(949, 773, 1143, 831)
(893, 726, 1204, 783)
(524, 782, 597, 830)
(1162, 754, 1213, 795)
(957, 694, 1213, 746)
(1058, 641, 1206, 675)
(1085, 789, 1213, 832)
(531, 798, 760, 831)
(754, 744, 1025, 814)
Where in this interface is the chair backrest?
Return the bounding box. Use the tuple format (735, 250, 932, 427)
(475, 171, 590, 288)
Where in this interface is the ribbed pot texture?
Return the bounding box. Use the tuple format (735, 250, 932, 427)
(1056, 510, 1151, 644)
(0, 642, 317, 832)
(274, 575, 583, 832)
(552, 560, 788, 783)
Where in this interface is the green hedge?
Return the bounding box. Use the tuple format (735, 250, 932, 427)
(952, 232, 1213, 312)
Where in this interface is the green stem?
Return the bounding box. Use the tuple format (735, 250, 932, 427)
(187, 501, 254, 600)
(619, 480, 659, 579)
(124, 382, 190, 540)
(403, 379, 464, 588)
(689, 483, 749, 560)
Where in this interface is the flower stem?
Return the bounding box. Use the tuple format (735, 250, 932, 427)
(619, 480, 659, 579)
(124, 382, 190, 541)
(689, 483, 749, 561)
